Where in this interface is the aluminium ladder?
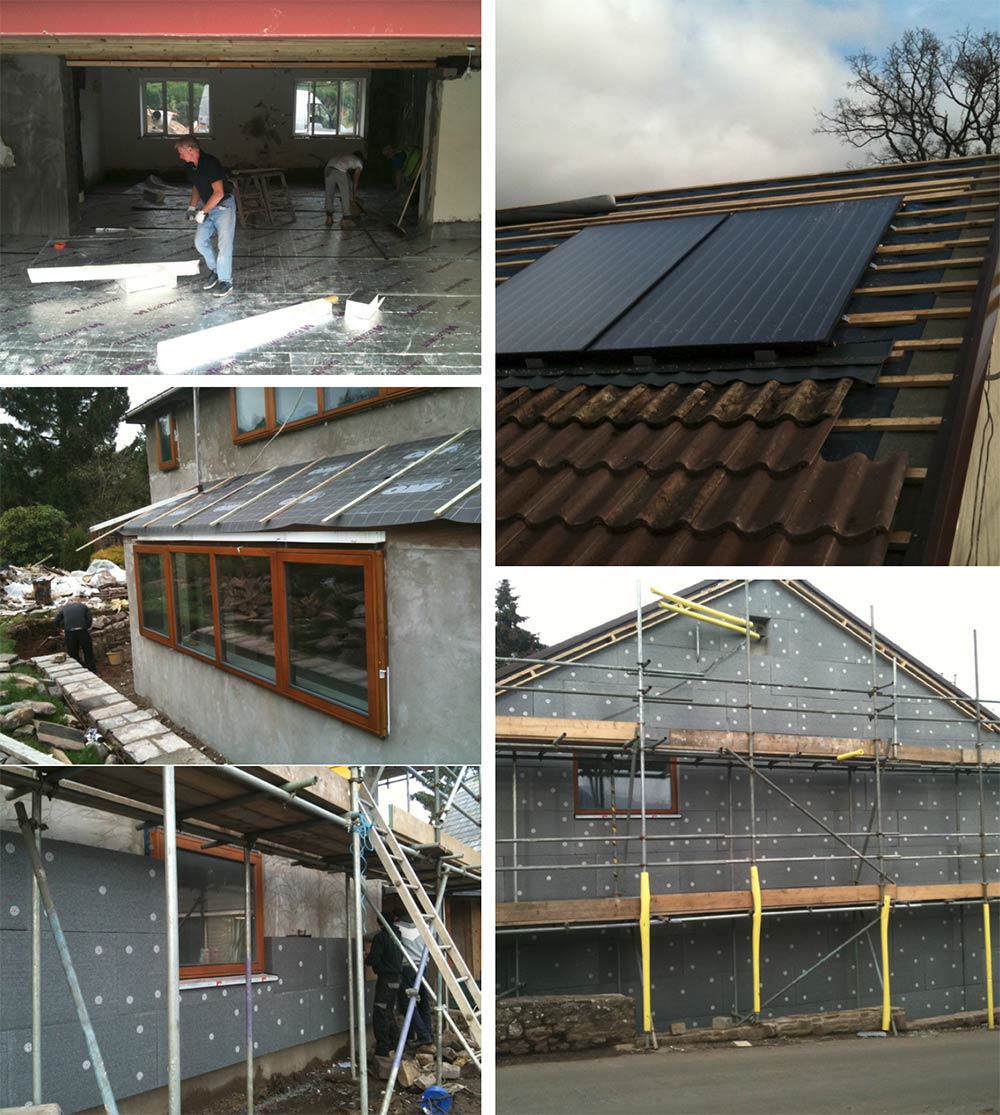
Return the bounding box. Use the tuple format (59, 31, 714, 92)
(359, 785, 482, 1048)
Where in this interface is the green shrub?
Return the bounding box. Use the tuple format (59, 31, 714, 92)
(92, 544, 125, 567)
(0, 504, 70, 567)
(61, 526, 92, 570)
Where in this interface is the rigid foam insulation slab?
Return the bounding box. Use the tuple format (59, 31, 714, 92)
(27, 260, 200, 283)
(156, 296, 337, 373)
(116, 269, 179, 294)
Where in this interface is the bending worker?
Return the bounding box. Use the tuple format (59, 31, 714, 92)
(176, 137, 236, 297)
(54, 596, 96, 672)
(324, 150, 364, 227)
(366, 914, 403, 1057)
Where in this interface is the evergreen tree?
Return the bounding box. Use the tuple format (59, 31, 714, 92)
(496, 579, 543, 661)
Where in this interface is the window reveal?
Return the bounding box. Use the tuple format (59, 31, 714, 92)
(574, 755, 678, 815)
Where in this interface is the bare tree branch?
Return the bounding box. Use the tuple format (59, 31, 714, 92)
(815, 27, 1000, 162)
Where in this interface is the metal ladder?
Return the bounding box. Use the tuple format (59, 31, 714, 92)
(359, 786, 482, 1048)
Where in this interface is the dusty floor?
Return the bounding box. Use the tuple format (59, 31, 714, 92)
(497, 1028, 999, 1115)
(0, 179, 480, 374)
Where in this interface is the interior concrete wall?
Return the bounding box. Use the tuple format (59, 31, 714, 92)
(141, 386, 481, 501)
(0, 54, 79, 237)
(0, 830, 354, 1114)
(123, 526, 480, 763)
(93, 66, 373, 173)
(77, 68, 105, 188)
(429, 72, 481, 224)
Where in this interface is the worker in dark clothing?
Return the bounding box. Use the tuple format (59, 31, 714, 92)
(366, 916, 404, 1056)
(175, 137, 236, 297)
(54, 597, 96, 672)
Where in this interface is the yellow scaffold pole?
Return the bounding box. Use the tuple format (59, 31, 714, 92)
(640, 871, 652, 1034)
(880, 895, 892, 1031)
(655, 600, 762, 640)
(984, 902, 995, 1030)
(750, 865, 762, 1014)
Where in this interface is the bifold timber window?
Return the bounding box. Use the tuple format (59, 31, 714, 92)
(135, 544, 388, 735)
(230, 387, 425, 443)
(150, 831, 264, 980)
(293, 79, 366, 137)
(141, 80, 211, 137)
(574, 755, 679, 816)
(155, 412, 179, 471)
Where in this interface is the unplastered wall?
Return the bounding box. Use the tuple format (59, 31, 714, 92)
(498, 903, 997, 1028)
(427, 73, 481, 225)
(76, 68, 105, 188)
(0, 825, 352, 1112)
(94, 67, 373, 173)
(496, 757, 1000, 904)
(498, 581, 987, 749)
(143, 386, 481, 501)
(123, 525, 480, 763)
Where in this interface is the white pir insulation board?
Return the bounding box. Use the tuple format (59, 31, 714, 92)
(27, 260, 201, 283)
(156, 297, 338, 373)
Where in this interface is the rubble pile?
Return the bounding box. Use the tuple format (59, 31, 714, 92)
(373, 1042, 477, 1094)
(2, 558, 128, 615)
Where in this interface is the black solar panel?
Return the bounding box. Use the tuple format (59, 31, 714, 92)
(496, 214, 725, 355)
(593, 195, 901, 352)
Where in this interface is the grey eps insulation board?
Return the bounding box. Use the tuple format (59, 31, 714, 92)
(496, 214, 726, 355)
(593, 195, 902, 352)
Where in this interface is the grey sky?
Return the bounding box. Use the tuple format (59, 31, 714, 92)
(499, 569, 1000, 710)
(497, 0, 999, 208)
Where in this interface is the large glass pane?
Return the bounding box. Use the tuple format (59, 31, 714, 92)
(234, 388, 267, 434)
(193, 82, 210, 133)
(157, 414, 173, 464)
(321, 387, 379, 413)
(216, 554, 275, 682)
(340, 81, 359, 133)
(176, 846, 256, 967)
(172, 551, 215, 658)
(311, 81, 339, 135)
(166, 80, 193, 133)
(274, 387, 319, 426)
(144, 82, 164, 134)
(137, 552, 169, 636)
(577, 758, 673, 812)
(285, 562, 368, 714)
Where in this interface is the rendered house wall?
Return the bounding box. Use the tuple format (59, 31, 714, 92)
(140, 387, 481, 501)
(0, 830, 354, 1114)
(123, 525, 481, 763)
(496, 581, 1000, 1026)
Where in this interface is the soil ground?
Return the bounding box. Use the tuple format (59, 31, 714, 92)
(497, 1028, 999, 1115)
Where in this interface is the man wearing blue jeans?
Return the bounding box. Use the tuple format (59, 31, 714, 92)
(175, 137, 236, 297)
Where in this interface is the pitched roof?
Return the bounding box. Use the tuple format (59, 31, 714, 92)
(121, 429, 481, 535)
(496, 154, 1000, 565)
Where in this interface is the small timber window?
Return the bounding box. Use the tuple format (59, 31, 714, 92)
(135, 544, 388, 735)
(230, 387, 425, 444)
(156, 413, 179, 471)
(293, 79, 366, 137)
(141, 80, 211, 137)
(151, 831, 264, 980)
(574, 755, 678, 816)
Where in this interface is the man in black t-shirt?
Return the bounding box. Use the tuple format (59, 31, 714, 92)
(175, 137, 237, 297)
(54, 597, 96, 672)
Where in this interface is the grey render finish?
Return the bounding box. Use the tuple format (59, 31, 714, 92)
(496, 581, 1000, 1027)
(128, 387, 482, 503)
(0, 834, 355, 1113)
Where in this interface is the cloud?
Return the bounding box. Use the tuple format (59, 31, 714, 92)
(497, 0, 890, 206)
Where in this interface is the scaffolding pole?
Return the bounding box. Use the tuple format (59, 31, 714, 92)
(637, 581, 655, 1049)
(973, 630, 996, 1030)
(31, 785, 42, 1106)
(351, 767, 369, 1115)
(162, 768, 181, 1115)
(15, 802, 119, 1115)
(244, 842, 255, 1114)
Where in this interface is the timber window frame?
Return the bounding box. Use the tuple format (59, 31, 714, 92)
(230, 387, 426, 444)
(293, 78, 367, 138)
(155, 412, 179, 471)
(150, 831, 264, 980)
(134, 543, 388, 735)
(573, 754, 679, 817)
(140, 79, 212, 138)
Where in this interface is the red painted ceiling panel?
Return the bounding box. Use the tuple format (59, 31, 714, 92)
(0, 1, 481, 39)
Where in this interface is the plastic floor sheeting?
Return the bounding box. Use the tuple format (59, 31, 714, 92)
(0, 183, 481, 374)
